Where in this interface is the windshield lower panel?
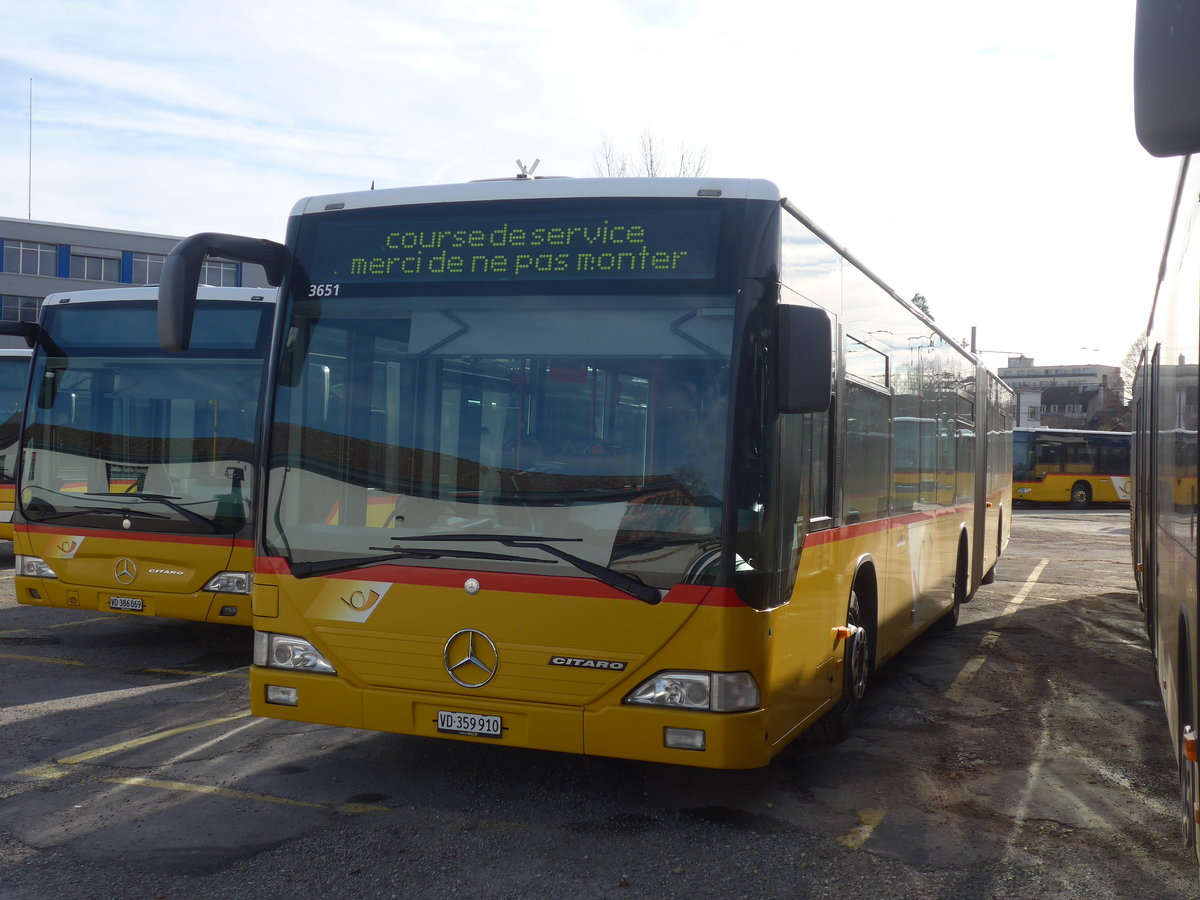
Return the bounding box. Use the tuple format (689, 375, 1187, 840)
(20, 301, 270, 534)
(267, 298, 734, 589)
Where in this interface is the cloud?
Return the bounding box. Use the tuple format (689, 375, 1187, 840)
(0, 0, 1181, 367)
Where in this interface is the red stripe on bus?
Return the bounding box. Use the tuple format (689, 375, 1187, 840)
(16, 523, 252, 548)
(255, 555, 737, 607)
(805, 503, 974, 546)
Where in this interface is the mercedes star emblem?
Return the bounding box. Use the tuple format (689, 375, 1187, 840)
(114, 558, 137, 585)
(443, 629, 498, 688)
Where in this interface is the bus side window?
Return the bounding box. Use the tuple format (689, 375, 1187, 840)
(842, 381, 890, 523)
(1036, 441, 1062, 473)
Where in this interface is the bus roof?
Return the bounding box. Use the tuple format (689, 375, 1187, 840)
(41, 286, 277, 307)
(1014, 427, 1131, 437)
(289, 177, 784, 217)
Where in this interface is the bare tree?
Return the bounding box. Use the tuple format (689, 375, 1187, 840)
(1121, 333, 1147, 402)
(910, 293, 934, 320)
(593, 130, 708, 177)
(593, 134, 631, 177)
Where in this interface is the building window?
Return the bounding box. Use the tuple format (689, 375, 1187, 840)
(1, 295, 42, 322)
(132, 253, 165, 285)
(69, 253, 120, 282)
(199, 260, 239, 287)
(3, 241, 56, 276)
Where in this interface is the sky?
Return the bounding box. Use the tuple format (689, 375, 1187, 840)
(0, 0, 1181, 374)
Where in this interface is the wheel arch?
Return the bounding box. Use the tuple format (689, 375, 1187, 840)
(850, 555, 879, 669)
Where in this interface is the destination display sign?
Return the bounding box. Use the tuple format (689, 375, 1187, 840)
(306, 208, 722, 286)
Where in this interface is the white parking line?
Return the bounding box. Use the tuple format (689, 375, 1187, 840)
(944, 558, 1050, 703)
(99, 777, 385, 815)
(20, 711, 386, 815)
(0, 672, 245, 727)
(0, 615, 118, 635)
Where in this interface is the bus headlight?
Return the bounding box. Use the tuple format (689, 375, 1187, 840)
(254, 632, 336, 674)
(16, 555, 56, 579)
(625, 671, 760, 712)
(203, 571, 252, 594)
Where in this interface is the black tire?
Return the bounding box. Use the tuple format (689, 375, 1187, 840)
(932, 542, 968, 632)
(1182, 728, 1197, 852)
(1180, 642, 1197, 852)
(818, 589, 870, 742)
(1069, 481, 1092, 509)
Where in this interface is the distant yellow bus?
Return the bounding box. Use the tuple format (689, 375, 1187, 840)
(0, 348, 32, 540)
(159, 177, 1012, 769)
(1, 286, 276, 625)
(1012, 427, 1131, 508)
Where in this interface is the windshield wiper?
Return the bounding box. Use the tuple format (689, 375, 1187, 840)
(31, 505, 170, 523)
(290, 533, 664, 605)
(398, 533, 664, 605)
(107, 492, 224, 533)
(290, 546, 558, 579)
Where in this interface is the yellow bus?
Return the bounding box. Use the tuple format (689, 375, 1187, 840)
(0, 347, 33, 540)
(1132, 0, 1200, 861)
(1, 286, 276, 626)
(159, 178, 1013, 768)
(1012, 427, 1131, 508)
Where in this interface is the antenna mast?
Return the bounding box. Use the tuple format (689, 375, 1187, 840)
(515, 159, 540, 179)
(27, 77, 33, 219)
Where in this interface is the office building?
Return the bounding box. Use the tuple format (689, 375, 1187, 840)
(0, 216, 271, 348)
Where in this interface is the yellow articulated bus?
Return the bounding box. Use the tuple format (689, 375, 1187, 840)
(1132, 0, 1200, 861)
(0, 347, 33, 540)
(1, 286, 276, 626)
(159, 178, 1013, 768)
(1012, 427, 1132, 508)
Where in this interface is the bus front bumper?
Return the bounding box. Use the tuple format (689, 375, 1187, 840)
(250, 666, 773, 769)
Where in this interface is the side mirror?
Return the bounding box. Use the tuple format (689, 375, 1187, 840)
(777, 304, 832, 413)
(1134, 0, 1200, 157)
(159, 233, 287, 352)
(0, 320, 39, 349)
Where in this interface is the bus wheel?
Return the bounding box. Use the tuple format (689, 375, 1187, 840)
(1180, 641, 1197, 852)
(1069, 481, 1092, 509)
(1182, 725, 1197, 852)
(818, 590, 870, 742)
(933, 540, 969, 631)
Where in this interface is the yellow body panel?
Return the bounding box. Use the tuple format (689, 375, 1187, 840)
(1015, 474, 1131, 504)
(0, 483, 14, 541)
(251, 502, 992, 768)
(14, 525, 253, 625)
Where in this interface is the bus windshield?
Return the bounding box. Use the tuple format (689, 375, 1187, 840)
(267, 197, 740, 589)
(21, 299, 274, 534)
(0, 353, 30, 485)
